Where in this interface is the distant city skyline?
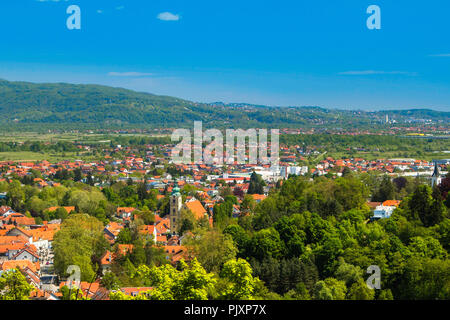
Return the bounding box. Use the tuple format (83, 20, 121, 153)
(0, 0, 449, 111)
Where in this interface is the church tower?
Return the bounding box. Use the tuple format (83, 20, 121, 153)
(170, 185, 182, 233)
(431, 162, 441, 188)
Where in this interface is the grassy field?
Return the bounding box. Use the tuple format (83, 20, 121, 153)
(325, 151, 450, 161)
(0, 151, 89, 162)
(0, 132, 108, 143)
(0, 132, 446, 163)
(0, 132, 171, 161)
(0, 132, 170, 143)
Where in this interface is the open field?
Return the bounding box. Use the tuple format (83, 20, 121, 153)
(325, 151, 450, 162)
(0, 131, 447, 162)
(0, 132, 172, 161)
(0, 132, 101, 143)
(0, 151, 84, 162)
(0, 132, 170, 143)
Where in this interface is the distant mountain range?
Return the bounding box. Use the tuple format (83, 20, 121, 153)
(0, 79, 448, 131)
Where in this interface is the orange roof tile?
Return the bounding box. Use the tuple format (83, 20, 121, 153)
(382, 200, 401, 207)
(184, 200, 207, 220)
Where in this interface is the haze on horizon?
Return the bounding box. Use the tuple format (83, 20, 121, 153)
(0, 1, 449, 112)
(1, 77, 448, 113)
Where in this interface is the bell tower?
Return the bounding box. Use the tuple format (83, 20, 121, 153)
(431, 162, 441, 188)
(170, 185, 182, 233)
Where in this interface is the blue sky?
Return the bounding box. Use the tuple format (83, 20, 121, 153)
(0, 0, 449, 111)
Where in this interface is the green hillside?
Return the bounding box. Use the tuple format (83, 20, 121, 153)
(0, 79, 448, 131)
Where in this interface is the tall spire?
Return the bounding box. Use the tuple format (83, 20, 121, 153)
(431, 162, 441, 188)
(432, 162, 440, 178)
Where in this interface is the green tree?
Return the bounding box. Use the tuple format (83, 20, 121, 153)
(274, 215, 306, 258)
(334, 258, 363, 287)
(179, 218, 195, 236)
(60, 285, 90, 300)
(213, 201, 233, 228)
(313, 233, 343, 277)
(372, 175, 395, 202)
(0, 268, 34, 300)
(27, 196, 48, 216)
(110, 290, 150, 300)
(116, 228, 133, 244)
(53, 214, 108, 281)
(436, 219, 450, 251)
(252, 197, 283, 230)
(73, 168, 83, 182)
(408, 236, 447, 260)
(347, 279, 375, 300)
(223, 224, 251, 257)
(219, 258, 257, 300)
(137, 183, 148, 201)
(334, 177, 367, 211)
(7, 180, 25, 211)
(240, 194, 256, 214)
(132, 258, 216, 300)
(55, 207, 69, 220)
(313, 278, 347, 300)
(396, 258, 450, 299)
(139, 209, 156, 225)
(378, 289, 394, 300)
(68, 189, 106, 215)
(248, 228, 285, 261)
(144, 244, 168, 267)
(248, 172, 266, 195)
(283, 282, 311, 300)
(100, 272, 120, 290)
(407, 185, 447, 227)
(187, 230, 238, 273)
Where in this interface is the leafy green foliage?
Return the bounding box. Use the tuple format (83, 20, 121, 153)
(53, 214, 108, 281)
(3, 79, 447, 131)
(0, 269, 34, 300)
(223, 174, 449, 299)
(133, 258, 216, 300)
(219, 258, 257, 300)
(248, 172, 266, 195)
(186, 230, 238, 273)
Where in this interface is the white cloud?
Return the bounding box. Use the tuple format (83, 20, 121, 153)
(157, 12, 180, 21)
(108, 72, 154, 77)
(97, 10, 103, 14)
(338, 70, 417, 76)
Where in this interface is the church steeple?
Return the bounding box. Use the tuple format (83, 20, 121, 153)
(432, 162, 440, 178)
(172, 185, 181, 196)
(431, 162, 441, 188)
(170, 181, 182, 233)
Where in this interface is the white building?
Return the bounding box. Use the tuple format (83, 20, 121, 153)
(373, 205, 396, 219)
(431, 162, 442, 188)
(282, 166, 309, 177)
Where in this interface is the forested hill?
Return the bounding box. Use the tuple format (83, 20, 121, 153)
(0, 79, 448, 131)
